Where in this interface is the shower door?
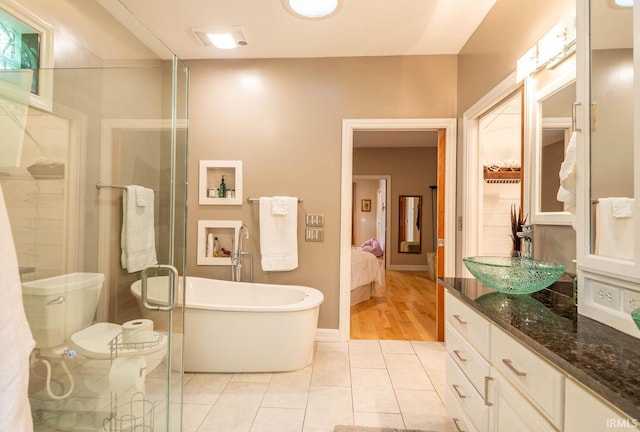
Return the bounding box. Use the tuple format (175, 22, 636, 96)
(1, 58, 188, 431)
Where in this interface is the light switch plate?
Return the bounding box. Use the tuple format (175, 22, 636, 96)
(306, 213, 324, 226)
(305, 228, 324, 242)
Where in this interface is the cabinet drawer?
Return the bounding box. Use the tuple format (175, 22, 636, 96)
(446, 322, 491, 396)
(446, 387, 479, 432)
(446, 291, 491, 359)
(490, 325, 564, 428)
(446, 355, 489, 432)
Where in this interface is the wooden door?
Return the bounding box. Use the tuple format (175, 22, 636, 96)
(436, 128, 446, 341)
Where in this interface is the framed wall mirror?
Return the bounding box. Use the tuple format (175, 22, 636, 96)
(531, 68, 576, 225)
(588, 0, 634, 262)
(398, 195, 421, 253)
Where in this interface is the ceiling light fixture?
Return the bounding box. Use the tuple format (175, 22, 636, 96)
(614, 0, 633, 7)
(283, 0, 340, 19)
(192, 26, 248, 49)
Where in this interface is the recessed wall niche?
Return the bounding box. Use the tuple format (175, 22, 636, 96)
(199, 160, 242, 205)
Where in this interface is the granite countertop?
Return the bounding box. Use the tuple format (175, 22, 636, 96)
(440, 277, 640, 421)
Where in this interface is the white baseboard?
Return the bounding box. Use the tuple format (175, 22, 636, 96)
(387, 265, 429, 271)
(315, 328, 342, 342)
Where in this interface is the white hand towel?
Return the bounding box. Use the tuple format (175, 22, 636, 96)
(135, 187, 149, 207)
(611, 197, 633, 218)
(0, 184, 35, 432)
(121, 186, 158, 273)
(595, 198, 634, 260)
(259, 197, 298, 271)
(271, 196, 290, 215)
(557, 131, 577, 213)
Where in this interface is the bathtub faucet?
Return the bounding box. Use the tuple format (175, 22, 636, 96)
(231, 224, 253, 282)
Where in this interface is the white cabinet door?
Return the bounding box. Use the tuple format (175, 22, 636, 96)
(490, 325, 564, 428)
(565, 379, 638, 431)
(487, 368, 556, 432)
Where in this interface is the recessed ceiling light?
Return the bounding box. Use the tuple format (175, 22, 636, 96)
(283, 0, 340, 19)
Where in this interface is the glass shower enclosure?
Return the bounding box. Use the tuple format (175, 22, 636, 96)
(0, 1, 188, 431)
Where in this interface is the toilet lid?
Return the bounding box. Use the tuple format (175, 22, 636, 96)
(70, 322, 167, 360)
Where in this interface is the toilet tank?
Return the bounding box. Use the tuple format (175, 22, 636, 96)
(22, 273, 105, 349)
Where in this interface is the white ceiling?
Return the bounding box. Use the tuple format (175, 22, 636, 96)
(116, 0, 497, 60)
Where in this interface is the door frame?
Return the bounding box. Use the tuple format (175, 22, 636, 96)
(461, 71, 524, 275)
(339, 118, 457, 341)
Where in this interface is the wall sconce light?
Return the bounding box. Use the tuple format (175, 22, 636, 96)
(515, 14, 576, 82)
(192, 26, 248, 50)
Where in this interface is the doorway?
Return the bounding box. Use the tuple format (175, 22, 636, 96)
(339, 118, 457, 342)
(461, 73, 524, 270)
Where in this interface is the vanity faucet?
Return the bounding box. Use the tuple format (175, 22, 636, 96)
(517, 224, 533, 259)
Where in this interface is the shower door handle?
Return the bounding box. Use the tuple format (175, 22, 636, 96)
(141, 264, 179, 312)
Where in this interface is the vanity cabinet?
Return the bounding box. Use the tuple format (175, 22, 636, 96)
(445, 292, 558, 432)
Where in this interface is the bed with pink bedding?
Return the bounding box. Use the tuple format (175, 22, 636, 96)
(351, 247, 384, 306)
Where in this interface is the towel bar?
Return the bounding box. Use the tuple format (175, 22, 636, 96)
(247, 197, 302, 203)
(96, 181, 155, 193)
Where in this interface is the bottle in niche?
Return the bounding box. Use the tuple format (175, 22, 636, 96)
(207, 233, 214, 257)
(213, 236, 221, 257)
(219, 175, 226, 198)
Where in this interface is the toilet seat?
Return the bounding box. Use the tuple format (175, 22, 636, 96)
(70, 322, 167, 360)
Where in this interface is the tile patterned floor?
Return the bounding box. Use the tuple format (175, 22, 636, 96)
(182, 340, 455, 432)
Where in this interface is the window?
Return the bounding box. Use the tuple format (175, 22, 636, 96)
(0, 0, 53, 111)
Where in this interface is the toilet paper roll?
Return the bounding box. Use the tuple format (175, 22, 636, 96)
(108, 356, 146, 393)
(122, 319, 154, 345)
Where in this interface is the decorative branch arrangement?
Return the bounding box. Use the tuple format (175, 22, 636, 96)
(510, 204, 527, 255)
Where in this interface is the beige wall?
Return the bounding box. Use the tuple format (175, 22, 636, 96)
(353, 147, 437, 267)
(456, 0, 576, 271)
(185, 56, 456, 329)
(457, 0, 575, 113)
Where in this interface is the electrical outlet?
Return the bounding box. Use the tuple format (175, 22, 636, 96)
(622, 290, 640, 313)
(591, 281, 620, 310)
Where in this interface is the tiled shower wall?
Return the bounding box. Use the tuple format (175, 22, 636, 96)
(1, 109, 69, 282)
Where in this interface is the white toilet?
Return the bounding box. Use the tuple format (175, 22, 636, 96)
(22, 272, 167, 399)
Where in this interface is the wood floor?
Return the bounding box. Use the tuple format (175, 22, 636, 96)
(350, 269, 437, 341)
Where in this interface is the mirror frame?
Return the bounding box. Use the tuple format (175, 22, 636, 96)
(530, 67, 576, 225)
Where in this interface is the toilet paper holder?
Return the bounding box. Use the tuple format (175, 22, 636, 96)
(103, 391, 154, 432)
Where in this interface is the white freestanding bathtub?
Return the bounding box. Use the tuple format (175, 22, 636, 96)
(131, 276, 324, 373)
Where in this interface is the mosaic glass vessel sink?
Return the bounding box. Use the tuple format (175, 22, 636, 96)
(463, 256, 565, 295)
(632, 308, 640, 330)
